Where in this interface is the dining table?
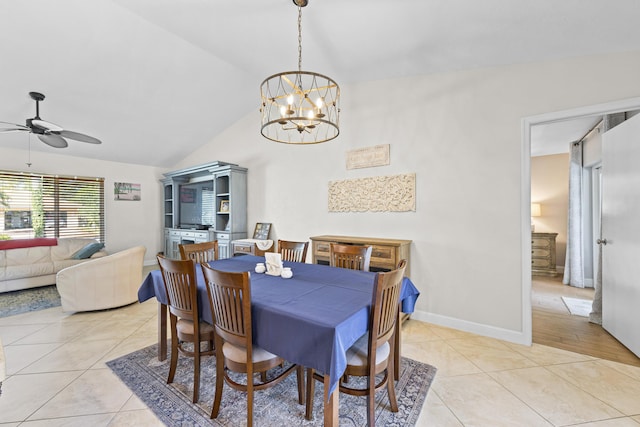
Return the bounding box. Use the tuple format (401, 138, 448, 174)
(138, 255, 420, 426)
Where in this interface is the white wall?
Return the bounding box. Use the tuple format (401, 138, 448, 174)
(176, 50, 640, 344)
(0, 146, 166, 265)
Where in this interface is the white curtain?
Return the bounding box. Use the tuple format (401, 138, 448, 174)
(563, 141, 585, 287)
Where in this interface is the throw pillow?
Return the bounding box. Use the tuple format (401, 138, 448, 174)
(71, 242, 105, 260)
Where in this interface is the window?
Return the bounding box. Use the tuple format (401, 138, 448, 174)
(0, 170, 104, 241)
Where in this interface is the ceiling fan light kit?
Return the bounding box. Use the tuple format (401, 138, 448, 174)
(0, 91, 102, 149)
(259, 0, 340, 144)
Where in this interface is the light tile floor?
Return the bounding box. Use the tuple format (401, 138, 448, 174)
(1, 300, 640, 426)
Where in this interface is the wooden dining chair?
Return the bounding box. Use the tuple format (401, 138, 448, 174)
(305, 260, 407, 426)
(201, 263, 304, 426)
(179, 240, 219, 263)
(278, 239, 309, 263)
(329, 243, 373, 272)
(156, 255, 215, 403)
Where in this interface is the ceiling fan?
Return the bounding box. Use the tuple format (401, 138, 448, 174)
(0, 91, 102, 148)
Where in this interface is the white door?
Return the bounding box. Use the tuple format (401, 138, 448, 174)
(601, 113, 640, 357)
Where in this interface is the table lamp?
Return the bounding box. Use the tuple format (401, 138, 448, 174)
(531, 203, 541, 232)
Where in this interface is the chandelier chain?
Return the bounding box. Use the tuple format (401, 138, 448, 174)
(297, 4, 303, 72)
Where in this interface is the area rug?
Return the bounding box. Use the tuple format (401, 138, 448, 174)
(562, 296, 593, 317)
(0, 285, 61, 318)
(107, 343, 436, 426)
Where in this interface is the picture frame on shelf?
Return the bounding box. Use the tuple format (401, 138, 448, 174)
(219, 200, 230, 213)
(253, 222, 272, 240)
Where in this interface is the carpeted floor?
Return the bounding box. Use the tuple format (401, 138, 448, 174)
(107, 343, 436, 426)
(0, 285, 61, 318)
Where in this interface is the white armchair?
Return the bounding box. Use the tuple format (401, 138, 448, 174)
(56, 246, 146, 312)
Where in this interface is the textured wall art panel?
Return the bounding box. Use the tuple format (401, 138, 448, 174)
(328, 173, 416, 212)
(346, 144, 390, 169)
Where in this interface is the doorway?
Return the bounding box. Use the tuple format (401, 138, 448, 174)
(522, 96, 640, 358)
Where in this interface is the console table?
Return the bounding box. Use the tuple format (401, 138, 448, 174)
(231, 239, 274, 257)
(310, 235, 412, 276)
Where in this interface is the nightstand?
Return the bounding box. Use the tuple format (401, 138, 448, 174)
(531, 232, 558, 276)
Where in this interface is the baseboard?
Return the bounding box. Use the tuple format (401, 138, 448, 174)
(409, 309, 531, 346)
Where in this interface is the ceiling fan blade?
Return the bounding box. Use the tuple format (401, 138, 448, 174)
(31, 119, 64, 132)
(58, 130, 102, 144)
(0, 121, 29, 132)
(38, 134, 68, 148)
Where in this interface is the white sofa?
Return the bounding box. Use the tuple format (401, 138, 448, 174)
(56, 246, 146, 312)
(0, 238, 107, 293)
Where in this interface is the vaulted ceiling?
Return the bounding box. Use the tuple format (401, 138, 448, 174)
(1, 0, 640, 166)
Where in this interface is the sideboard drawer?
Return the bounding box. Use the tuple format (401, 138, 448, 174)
(370, 245, 396, 269)
(314, 241, 331, 258)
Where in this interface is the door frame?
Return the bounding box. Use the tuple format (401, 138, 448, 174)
(520, 96, 640, 345)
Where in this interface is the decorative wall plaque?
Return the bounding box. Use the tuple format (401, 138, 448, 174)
(328, 173, 416, 212)
(346, 144, 390, 169)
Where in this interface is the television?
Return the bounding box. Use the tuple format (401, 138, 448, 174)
(179, 182, 214, 229)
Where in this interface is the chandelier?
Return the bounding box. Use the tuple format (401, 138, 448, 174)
(260, 0, 340, 144)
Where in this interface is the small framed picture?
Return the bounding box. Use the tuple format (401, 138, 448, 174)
(219, 200, 230, 213)
(253, 222, 272, 240)
(114, 182, 141, 201)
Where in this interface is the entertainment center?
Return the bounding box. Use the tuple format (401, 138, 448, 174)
(161, 161, 247, 259)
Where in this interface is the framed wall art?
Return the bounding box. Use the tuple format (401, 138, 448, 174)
(114, 182, 141, 201)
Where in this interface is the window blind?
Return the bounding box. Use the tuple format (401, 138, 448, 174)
(0, 170, 104, 242)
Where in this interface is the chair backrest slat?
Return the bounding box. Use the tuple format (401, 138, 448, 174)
(157, 255, 199, 322)
(371, 260, 406, 347)
(202, 264, 251, 350)
(179, 241, 219, 264)
(278, 240, 309, 263)
(329, 243, 372, 272)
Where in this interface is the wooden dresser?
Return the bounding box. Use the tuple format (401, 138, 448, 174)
(310, 235, 411, 276)
(531, 232, 558, 276)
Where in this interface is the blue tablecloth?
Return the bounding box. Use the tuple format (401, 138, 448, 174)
(138, 255, 419, 395)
